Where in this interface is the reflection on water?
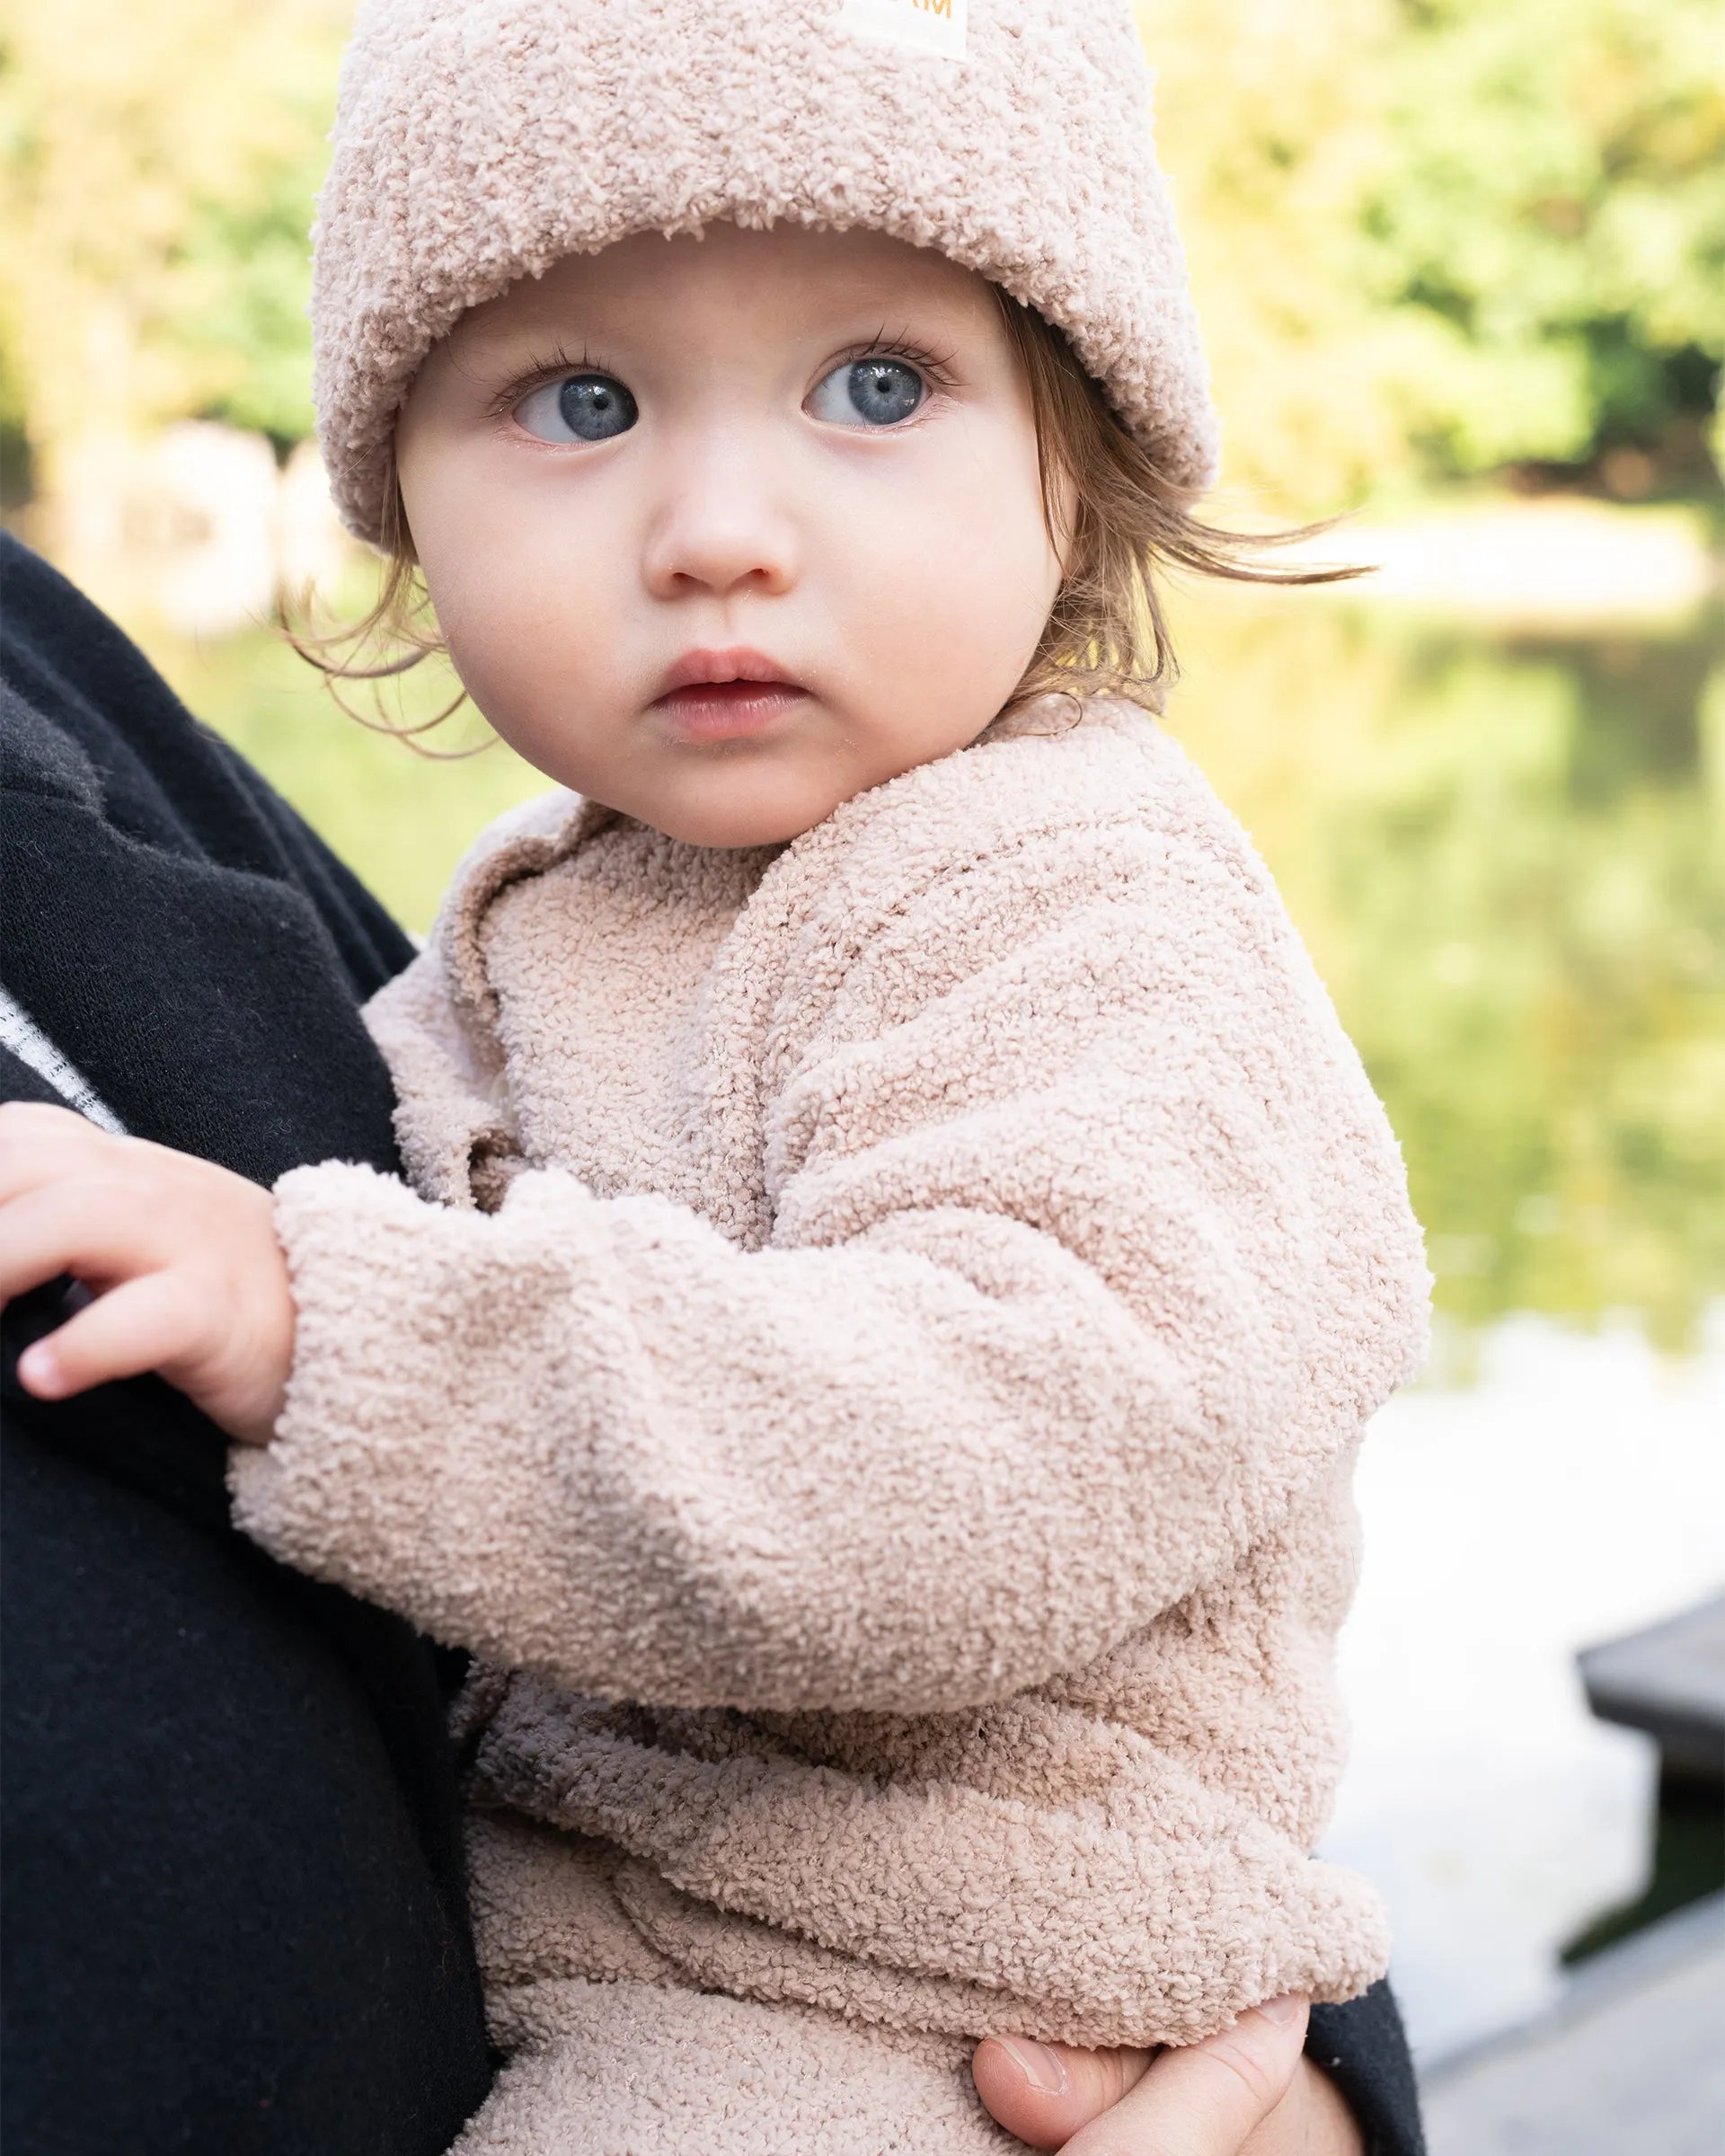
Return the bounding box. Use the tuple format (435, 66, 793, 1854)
(1159, 582, 1725, 2057)
(1167, 590, 1725, 1346)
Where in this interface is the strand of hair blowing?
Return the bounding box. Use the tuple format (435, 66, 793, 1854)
(998, 298, 1362, 715)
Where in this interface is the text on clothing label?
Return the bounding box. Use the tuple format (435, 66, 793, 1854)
(837, 0, 968, 63)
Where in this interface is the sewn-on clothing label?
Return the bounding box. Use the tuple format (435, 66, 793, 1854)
(837, 0, 968, 62)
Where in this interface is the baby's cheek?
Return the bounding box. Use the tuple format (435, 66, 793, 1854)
(442, 610, 613, 790)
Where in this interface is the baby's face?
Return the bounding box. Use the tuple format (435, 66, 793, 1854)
(395, 224, 1063, 846)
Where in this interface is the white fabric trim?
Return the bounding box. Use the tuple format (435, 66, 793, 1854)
(0, 985, 127, 1133)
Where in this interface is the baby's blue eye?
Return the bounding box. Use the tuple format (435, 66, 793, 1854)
(515, 372, 639, 443)
(807, 358, 927, 429)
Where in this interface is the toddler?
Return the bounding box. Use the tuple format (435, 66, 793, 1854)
(6, 1, 1429, 2147)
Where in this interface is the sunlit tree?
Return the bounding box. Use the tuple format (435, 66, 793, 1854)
(4, 0, 1720, 537)
(1141, 0, 1724, 510)
(1363, 0, 1725, 492)
(1140, 0, 1419, 513)
(0, 0, 341, 557)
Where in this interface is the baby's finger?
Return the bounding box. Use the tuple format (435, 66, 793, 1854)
(15, 1270, 210, 1401)
(0, 1176, 164, 1307)
(972, 2039, 1153, 2151)
(1053, 1998, 1309, 2156)
(0, 1101, 122, 1202)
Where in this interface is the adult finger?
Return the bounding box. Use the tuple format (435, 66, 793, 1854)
(972, 2039, 1154, 2151)
(1055, 1998, 1309, 2156)
(15, 1269, 211, 1401)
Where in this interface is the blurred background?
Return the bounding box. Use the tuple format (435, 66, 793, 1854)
(3, 0, 1721, 2132)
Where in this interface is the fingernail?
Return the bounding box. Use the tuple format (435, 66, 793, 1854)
(18, 1342, 64, 1396)
(995, 2037, 1069, 2097)
(1252, 1994, 1303, 2026)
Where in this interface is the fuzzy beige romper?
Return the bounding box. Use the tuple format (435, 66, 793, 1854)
(233, 699, 1430, 2152)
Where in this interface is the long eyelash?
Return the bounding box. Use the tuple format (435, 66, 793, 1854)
(482, 343, 615, 419)
(834, 327, 961, 390)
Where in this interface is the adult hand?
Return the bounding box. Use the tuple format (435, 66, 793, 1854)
(973, 1998, 1365, 2154)
(0, 1101, 292, 1445)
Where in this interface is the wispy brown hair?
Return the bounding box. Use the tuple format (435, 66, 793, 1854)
(995, 296, 1358, 712)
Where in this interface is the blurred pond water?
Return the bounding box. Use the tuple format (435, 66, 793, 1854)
(1163, 579, 1725, 2058)
(133, 557, 1724, 2061)
(1164, 583, 1724, 1353)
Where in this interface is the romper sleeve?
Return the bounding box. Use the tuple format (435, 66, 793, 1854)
(231, 800, 1429, 1715)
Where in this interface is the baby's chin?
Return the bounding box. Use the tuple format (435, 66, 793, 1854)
(583, 767, 854, 852)
(591, 747, 916, 852)
(508, 706, 1001, 850)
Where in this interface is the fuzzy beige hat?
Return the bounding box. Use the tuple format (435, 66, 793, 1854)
(312, 0, 1218, 545)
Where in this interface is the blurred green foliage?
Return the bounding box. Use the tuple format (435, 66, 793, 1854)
(0, 0, 342, 501)
(169, 115, 336, 447)
(1165, 588, 1725, 1342)
(1144, 0, 1723, 507)
(3, 0, 1719, 516)
(1360, 0, 1725, 485)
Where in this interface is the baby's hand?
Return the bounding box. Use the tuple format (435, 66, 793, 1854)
(0, 1103, 292, 1446)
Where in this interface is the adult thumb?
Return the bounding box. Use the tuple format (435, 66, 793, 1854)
(1052, 1997, 1309, 2155)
